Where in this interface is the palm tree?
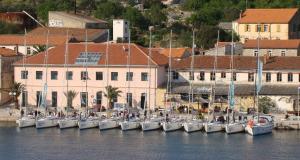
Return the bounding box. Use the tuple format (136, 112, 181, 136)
(63, 90, 78, 109)
(32, 45, 47, 55)
(104, 85, 122, 109)
(0, 82, 25, 109)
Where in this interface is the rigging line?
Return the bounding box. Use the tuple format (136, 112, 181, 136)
(22, 28, 28, 109)
(105, 29, 109, 109)
(85, 29, 88, 113)
(127, 23, 131, 108)
(147, 28, 152, 112)
(188, 29, 195, 115)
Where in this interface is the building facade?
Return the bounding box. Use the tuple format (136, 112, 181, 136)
(14, 43, 168, 111)
(113, 19, 129, 42)
(243, 39, 300, 57)
(233, 8, 300, 43)
(171, 55, 300, 112)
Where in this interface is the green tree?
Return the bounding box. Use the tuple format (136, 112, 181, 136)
(104, 85, 122, 109)
(122, 7, 148, 30)
(145, 3, 166, 26)
(32, 45, 47, 55)
(93, 1, 123, 20)
(258, 96, 275, 114)
(64, 90, 78, 109)
(0, 21, 22, 34)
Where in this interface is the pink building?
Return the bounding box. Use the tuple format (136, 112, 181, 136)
(14, 43, 168, 111)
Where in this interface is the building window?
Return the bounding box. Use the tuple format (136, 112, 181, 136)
(51, 71, 58, 80)
(288, 73, 293, 82)
(21, 70, 28, 79)
(81, 71, 88, 80)
(66, 71, 73, 80)
(111, 72, 118, 81)
(256, 25, 262, 32)
(277, 72, 282, 82)
(248, 73, 254, 82)
(141, 72, 148, 81)
(276, 24, 281, 32)
(189, 72, 194, 80)
(267, 50, 272, 57)
(21, 91, 28, 107)
(254, 50, 258, 56)
(36, 91, 42, 107)
(126, 72, 133, 81)
(26, 47, 31, 55)
(233, 72, 237, 81)
(210, 72, 215, 81)
(281, 50, 286, 56)
(172, 71, 179, 80)
(96, 72, 103, 80)
(263, 24, 268, 32)
(36, 71, 43, 80)
(96, 91, 102, 105)
(266, 72, 271, 82)
(221, 72, 226, 78)
(127, 93, 132, 107)
(52, 91, 57, 107)
(80, 92, 88, 107)
(299, 73, 300, 82)
(245, 24, 250, 32)
(199, 71, 205, 81)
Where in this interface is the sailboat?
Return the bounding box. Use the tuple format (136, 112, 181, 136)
(119, 26, 141, 131)
(245, 29, 273, 136)
(204, 30, 224, 133)
(183, 30, 204, 133)
(78, 30, 100, 130)
(17, 29, 36, 128)
(161, 30, 183, 132)
(141, 27, 163, 131)
(99, 30, 121, 130)
(36, 30, 59, 129)
(225, 30, 246, 134)
(58, 31, 79, 129)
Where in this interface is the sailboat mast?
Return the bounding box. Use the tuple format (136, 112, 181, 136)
(227, 29, 234, 123)
(210, 30, 219, 117)
(127, 24, 131, 108)
(105, 29, 109, 109)
(256, 25, 261, 121)
(147, 28, 152, 113)
(84, 30, 88, 114)
(188, 30, 195, 115)
(166, 30, 173, 111)
(22, 28, 28, 114)
(64, 30, 69, 113)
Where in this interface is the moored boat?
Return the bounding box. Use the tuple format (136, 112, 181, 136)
(141, 117, 163, 131)
(58, 117, 78, 129)
(99, 118, 120, 130)
(275, 115, 300, 130)
(17, 115, 36, 128)
(120, 118, 141, 131)
(225, 122, 245, 134)
(204, 121, 224, 133)
(183, 119, 203, 133)
(78, 117, 99, 130)
(36, 116, 58, 129)
(245, 115, 274, 136)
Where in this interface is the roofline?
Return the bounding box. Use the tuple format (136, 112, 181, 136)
(13, 64, 160, 68)
(133, 44, 159, 66)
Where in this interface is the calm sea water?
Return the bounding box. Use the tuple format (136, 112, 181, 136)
(0, 122, 299, 160)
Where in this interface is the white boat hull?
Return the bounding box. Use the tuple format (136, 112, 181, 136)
(141, 121, 161, 131)
(245, 123, 273, 136)
(36, 118, 58, 129)
(58, 119, 78, 129)
(17, 117, 36, 128)
(225, 123, 245, 134)
(162, 122, 182, 132)
(78, 119, 99, 130)
(99, 120, 119, 130)
(183, 122, 203, 133)
(276, 121, 300, 130)
(204, 123, 224, 133)
(120, 121, 140, 131)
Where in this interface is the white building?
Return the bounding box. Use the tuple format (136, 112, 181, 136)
(113, 19, 129, 42)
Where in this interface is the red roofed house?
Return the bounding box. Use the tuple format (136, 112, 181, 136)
(233, 8, 300, 43)
(13, 43, 168, 110)
(243, 39, 300, 56)
(0, 47, 22, 105)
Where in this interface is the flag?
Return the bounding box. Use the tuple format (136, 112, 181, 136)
(256, 60, 263, 93)
(229, 81, 235, 109)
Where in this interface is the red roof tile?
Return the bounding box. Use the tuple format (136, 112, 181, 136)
(237, 8, 299, 24)
(244, 39, 300, 49)
(0, 34, 67, 46)
(0, 47, 20, 57)
(14, 43, 168, 66)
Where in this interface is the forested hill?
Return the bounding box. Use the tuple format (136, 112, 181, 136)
(0, 0, 299, 49)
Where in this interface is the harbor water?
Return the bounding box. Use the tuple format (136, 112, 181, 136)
(0, 122, 299, 160)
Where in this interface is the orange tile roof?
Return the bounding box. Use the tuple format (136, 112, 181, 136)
(237, 8, 299, 23)
(0, 34, 67, 46)
(244, 39, 300, 49)
(0, 47, 20, 57)
(160, 48, 189, 58)
(27, 27, 107, 42)
(173, 55, 300, 70)
(14, 43, 168, 66)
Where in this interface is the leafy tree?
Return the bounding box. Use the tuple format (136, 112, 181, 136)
(0, 82, 24, 109)
(0, 21, 23, 34)
(258, 96, 275, 114)
(93, 1, 124, 20)
(104, 85, 122, 109)
(122, 7, 148, 30)
(64, 90, 78, 109)
(145, 3, 166, 26)
(32, 45, 47, 55)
